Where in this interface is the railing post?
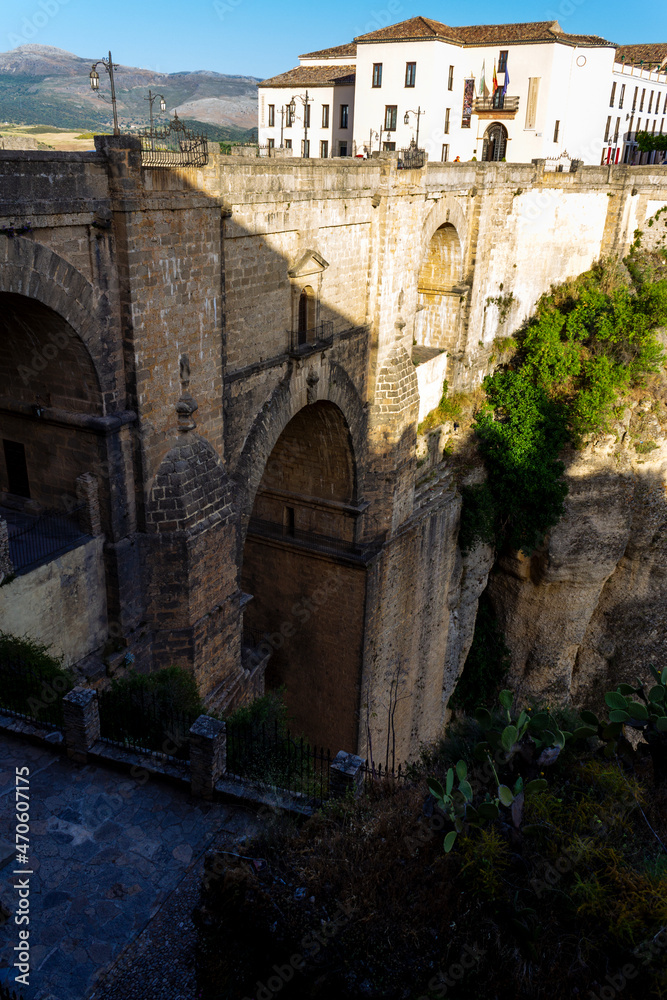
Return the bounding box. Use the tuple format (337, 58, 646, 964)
(0, 518, 13, 581)
(189, 715, 227, 798)
(63, 687, 100, 763)
(330, 750, 365, 798)
(76, 473, 102, 537)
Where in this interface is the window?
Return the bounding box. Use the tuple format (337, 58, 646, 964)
(286, 105, 294, 127)
(405, 62, 416, 87)
(604, 116, 611, 141)
(632, 87, 638, 111)
(340, 104, 349, 129)
(448, 65, 454, 90)
(304, 104, 311, 128)
(297, 286, 316, 346)
(553, 120, 560, 142)
(372, 63, 383, 88)
(285, 138, 292, 149)
(498, 50, 508, 73)
(322, 104, 329, 128)
(301, 139, 310, 157)
(441, 143, 449, 162)
(628, 116, 634, 134)
(444, 108, 450, 134)
(615, 117, 621, 141)
(384, 105, 397, 130)
(283, 506, 295, 536)
(640, 89, 645, 111)
(320, 139, 329, 158)
(653, 120, 657, 133)
(662, 119, 665, 134)
(664, 93, 667, 114)
(650, 91, 656, 114)
(339, 140, 348, 156)
(609, 82, 616, 106)
(619, 84, 625, 109)
(268, 104, 275, 127)
(525, 78, 540, 129)
(382, 141, 396, 151)
(3, 440, 30, 498)
(268, 137, 275, 149)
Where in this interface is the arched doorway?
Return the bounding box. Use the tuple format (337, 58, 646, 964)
(297, 285, 316, 346)
(0, 293, 104, 512)
(240, 401, 364, 751)
(413, 223, 463, 352)
(482, 122, 508, 161)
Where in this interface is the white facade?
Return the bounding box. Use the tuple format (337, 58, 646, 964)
(604, 60, 667, 165)
(257, 18, 667, 165)
(259, 83, 355, 157)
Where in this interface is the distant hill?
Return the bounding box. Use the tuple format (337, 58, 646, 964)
(0, 44, 259, 139)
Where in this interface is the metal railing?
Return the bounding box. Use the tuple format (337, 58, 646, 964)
(225, 718, 331, 802)
(398, 146, 426, 169)
(289, 320, 334, 355)
(247, 515, 367, 556)
(0, 656, 72, 729)
(5, 504, 88, 574)
(98, 687, 198, 761)
(137, 115, 209, 168)
(473, 95, 520, 113)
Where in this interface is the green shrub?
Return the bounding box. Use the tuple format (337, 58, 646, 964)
(0, 631, 74, 725)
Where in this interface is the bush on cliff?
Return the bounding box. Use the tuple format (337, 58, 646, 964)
(461, 254, 667, 555)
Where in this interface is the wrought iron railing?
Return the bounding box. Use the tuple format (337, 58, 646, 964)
(289, 320, 334, 355)
(398, 145, 426, 169)
(4, 504, 88, 574)
(473, 95, 520, 113)
(225, 718, 332, 802)
(98, 687, 199, 761)
(247, 515, 369, 556)
(136, 115, 209, 168)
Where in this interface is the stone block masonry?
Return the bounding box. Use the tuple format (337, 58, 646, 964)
(1, 144, 666, 760)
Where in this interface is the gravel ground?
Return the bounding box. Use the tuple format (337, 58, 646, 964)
(87, 813, 263, 1000)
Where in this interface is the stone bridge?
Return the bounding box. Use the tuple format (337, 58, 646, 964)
(0, 138, 665, 759)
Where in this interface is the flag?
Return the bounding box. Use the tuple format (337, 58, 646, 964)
(501, 58, 510, 97)
(493, 61, 498, 93)
(480, 59, 488, 98)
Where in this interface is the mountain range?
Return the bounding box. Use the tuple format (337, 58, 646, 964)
(0, 44, 260, 140)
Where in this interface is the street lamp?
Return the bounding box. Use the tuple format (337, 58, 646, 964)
(90, 51, 120, 136)
(144, 89, 167, 135)
(289, 91, 313, 157)
(404, 106, 425, 148)
(368, 128, 380, 155)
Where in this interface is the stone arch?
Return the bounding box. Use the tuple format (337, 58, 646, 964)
(420, 195, 468, 265)
(0, 236, 120, 411)
(233, 360, 366, 526)
(414, 213, 465, 353)
(146, 435, 232, 534)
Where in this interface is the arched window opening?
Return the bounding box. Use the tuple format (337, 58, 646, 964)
(297, 285, 317, 345)
(482, 122, 508, 161)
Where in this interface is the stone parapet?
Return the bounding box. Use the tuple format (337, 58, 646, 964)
(189, 715, 227, 798)
(330, 750, 365, 798)
(62, 686, 100, 762)
(0, 517, 13, 580)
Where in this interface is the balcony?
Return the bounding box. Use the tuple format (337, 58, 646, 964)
(473, 95, 520, 119)
(288, 320, 334, 357)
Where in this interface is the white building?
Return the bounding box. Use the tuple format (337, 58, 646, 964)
(605, 44, 667, 165)
(258, 16, 667, 166)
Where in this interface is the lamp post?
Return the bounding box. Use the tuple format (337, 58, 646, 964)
(89, 51, 120, 136)
(368, 128, 379, 155)
(289, 90, 313, 158)
(404, 106, 425, 148)
(279, 106, 287, 148)
(145, 90, 167, 136)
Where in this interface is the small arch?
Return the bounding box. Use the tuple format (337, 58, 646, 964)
(482, 122, 508, 162)
(298, 285, 317, 345)
(413, 223, 463, 352)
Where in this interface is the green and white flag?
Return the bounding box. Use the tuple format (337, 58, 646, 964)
(480, 59, 489, 98)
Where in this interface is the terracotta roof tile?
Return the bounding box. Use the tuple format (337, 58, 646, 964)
(354, 16, 612, 48)
(259, 65, 356, 89)
(299, 42, 357, 59)
(615, 43, 667, 68)
(354, 16, 460, 44)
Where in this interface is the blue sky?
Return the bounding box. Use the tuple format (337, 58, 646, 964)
(2, 0, 666, 78)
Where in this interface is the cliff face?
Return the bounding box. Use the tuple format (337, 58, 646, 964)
(486, 400, 667, 709)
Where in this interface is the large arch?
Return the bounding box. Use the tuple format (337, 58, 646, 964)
(482, 122, 509, 162)
(413, 222, 464, 353)
(0, 236, 121, 410)
(240, 399, 365, 752)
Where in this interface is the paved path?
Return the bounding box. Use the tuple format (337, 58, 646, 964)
(0, 733, 261, 1000)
